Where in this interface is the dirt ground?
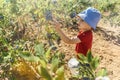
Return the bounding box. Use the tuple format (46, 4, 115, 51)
(58, 20, 120, 80)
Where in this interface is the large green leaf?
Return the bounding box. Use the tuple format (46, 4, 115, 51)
(55, 66, 65, 80)
(91, 57, 99, 70)
(87, 50, 93, 63)
(45, 46, 54, 59)
(78, 54, 87, 63)
(39, 59, 47, 68)
(35, 43, 45, 57)
(51, 57, 59, 73)
(19, 53, 40, 62)
(97, 68, 107, 77)
(39, 66, 52, 80)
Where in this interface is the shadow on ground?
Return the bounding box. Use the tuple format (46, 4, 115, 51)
(94, 27, 120, 46)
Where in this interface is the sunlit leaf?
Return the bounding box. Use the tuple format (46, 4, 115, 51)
(39, 66, 52, 80)
(35, 43, 45, 57)
(97, 68, 107, 77)
(87, 50, 93, 63)
(78, 54, 87, 63)
(55, 66, 65, 80)
(19, 53, 40, 62)
(51, 57, 59, 72)
(39, 59, 47, 68)
(91, 57, 99, 70)
(45, 46, 54, 59)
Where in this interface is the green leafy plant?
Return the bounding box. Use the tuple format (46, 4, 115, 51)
(0, 36, 19, 80)
(0, 0, 119, 79)
(73, 51, 100, 80)
(73, 51, 109, 80)
(19, 43, 65, 80)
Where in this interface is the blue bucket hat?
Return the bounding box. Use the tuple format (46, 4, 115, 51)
(78, 7, 101, 29)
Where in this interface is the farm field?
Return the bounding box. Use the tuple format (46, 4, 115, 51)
(0, 0, 120, 80)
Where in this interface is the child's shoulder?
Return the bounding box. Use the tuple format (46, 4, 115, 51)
(78, 30, 92, 37)
(79, 30, 92, 34)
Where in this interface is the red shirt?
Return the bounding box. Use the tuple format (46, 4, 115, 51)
(75, 30, 93, 56)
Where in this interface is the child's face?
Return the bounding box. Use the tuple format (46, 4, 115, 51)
(76, 16, 92, 31)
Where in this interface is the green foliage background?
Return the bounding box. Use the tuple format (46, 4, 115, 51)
(0, 0, 119, 80)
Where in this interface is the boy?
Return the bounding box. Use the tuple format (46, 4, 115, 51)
(52, 7, 101, 56)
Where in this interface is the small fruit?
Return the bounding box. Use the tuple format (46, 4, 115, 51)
(61, 53, 65, 59)
(52, 0, 57, 4)
(103, 76, 110, 80)
(15, 45, 19, 49)
(95, 76, 103, 80)
(46, 33, 52, 39)
(52, 46, 57, 50)
(45, 10, 53, 21)
(82, 77, 90, 80)
(70, 12, 76, 18)
(10, 58, 15, 63)
(85, 63, 90, 67)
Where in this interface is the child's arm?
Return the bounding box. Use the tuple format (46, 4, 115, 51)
(51, 19, 81, 44)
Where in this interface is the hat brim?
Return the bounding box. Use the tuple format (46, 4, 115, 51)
(77, 14, 86, 21)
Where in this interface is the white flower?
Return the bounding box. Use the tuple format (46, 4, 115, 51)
(68, 57, 79, 68)
(95, 76, 103, 80)
(103, 76, 110, 80)
(68, 58, 79, 76)
(95, 76, 110, 80)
